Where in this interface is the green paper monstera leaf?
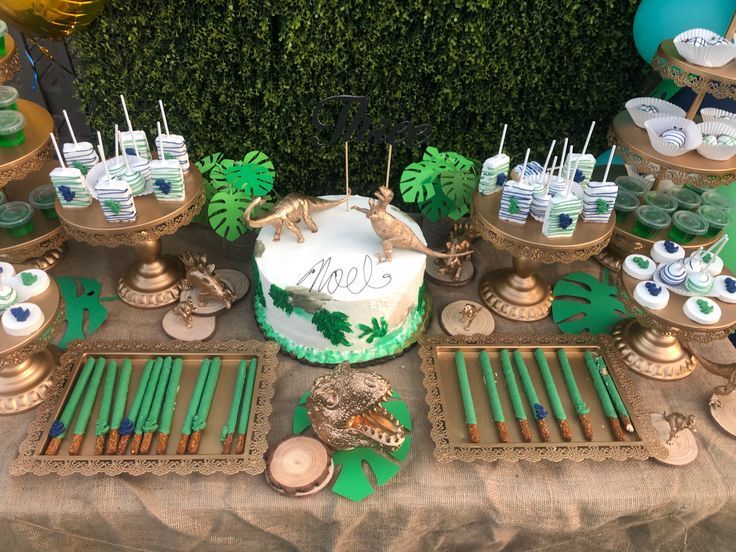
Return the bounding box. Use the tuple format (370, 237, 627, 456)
(224, 150, 275, 197)
(293, 390, 412, 502)
(195, 152, 224, 175)
(399, 161, 441, 203)
(440, 170, 476, 220)
(551, 269, 630, 334)
(208, 191, 250, 241)
(419, 185, 455, 222)
(209, 158, 238, 193)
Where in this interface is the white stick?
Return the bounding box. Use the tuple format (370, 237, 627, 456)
(114, 124, 119, 158)
(545, 156, 557, 196)
(159, 99, 171, 135)
(345, 141, 350, 211)
(120, 94, 133, 134)
(498, 124, 508, 156)
(707, 234, 729, 257)
(602, 145, 616, 183)
(62, 110, 77, 145)
(519, 148, 530, 186)
(541, 139, 556, 175)
(564, 147, 574, 196)
(49, 133, 66, 169)
(157, 122, 165, 159)
(557, 138, 569, 179)
(385, 144, 393, 188)
(581, 121, 596, 156)
(96, 131, 111, 181)
(119, 128, 131, 172)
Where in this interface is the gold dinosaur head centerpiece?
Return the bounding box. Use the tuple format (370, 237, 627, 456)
(306, 362, 406, 452)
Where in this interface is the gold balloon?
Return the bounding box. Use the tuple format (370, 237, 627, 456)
(0, 0, 105, 39)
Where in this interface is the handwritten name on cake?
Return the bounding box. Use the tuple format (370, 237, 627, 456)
(311, 95, 431, 148)
(297, 255, 392, 295)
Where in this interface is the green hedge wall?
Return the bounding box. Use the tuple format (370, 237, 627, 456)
(72, 0, 647, 199)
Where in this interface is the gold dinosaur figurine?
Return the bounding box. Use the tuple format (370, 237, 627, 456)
(352, 186, 473, 263)
(663, 411, 696, 445)
(243, 192, 350, 243)
(435, 222, 479, 280)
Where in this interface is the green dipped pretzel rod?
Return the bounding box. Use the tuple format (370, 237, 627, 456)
(235, 358, 258, 455)
(512, 350, 551, 442)
(106, 358, 132, 454)
(454, 351, 479, 443)
(131, 356, 164, 455)
(177, 357, 211, 454)
(156, 358, 183, 454)
(221, 360, 247, 454)
(499, 349, 532, 442)
(584, 351, 625, 441)
(117, 358, 154, 454)
(141, 356, 173, 454)
(479, 351, 507, 443)
(557, 349, 594, 441)
(188, 357, 222, 453)
(94, 360, 118, 455)
(533, 349, 571, 442)
(69, 357, 107, 455)
(595, 356, 633, 433)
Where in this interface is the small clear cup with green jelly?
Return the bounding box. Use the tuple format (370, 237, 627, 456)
(669, 186, 702, 211)
(614, 189, 640, 221)
(643, 191, 678, 214)
(0, 201, 34, 237)
(29, 184, 58, 220)
(697, 205, 731, 238)
(0, 20, 7, 57)
(615, 175, 650, 197)
(0, 110, 25, 148)
(633, 205, 671, 238)
(701, 190, 735, 211)
(685, 183, 707, 195)
(669, 210, 708, 244)
(0, 86, 18, 111)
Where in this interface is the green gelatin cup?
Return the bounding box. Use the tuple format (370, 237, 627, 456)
(643, 191, 678, 214)
(669, 187, 701, 211)
(668, 210, 708, 244)
(29, 184, 58, 219)
(701, 190, 735, 211)
(615, 175, 649, 197)
(0, 201, 33, 237)
(632, 205, 671, 239)
(0, 86, 18, 111)
(614, 189, 639, 222)
(0, 22, 6, 57)
(698, 205, 731, 238)
(0, 110, 25, 148)
(684, 183, 707, 195)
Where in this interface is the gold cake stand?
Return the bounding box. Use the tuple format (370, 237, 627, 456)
(0, 265, 64, 414)
(0, 99, 55, 189)
(0, 160, 67, 270)
(615, 270, 736, 381)
(0, 33, 20, 84)
(471, 191, 615, 321)
(57, 167, 205, 308)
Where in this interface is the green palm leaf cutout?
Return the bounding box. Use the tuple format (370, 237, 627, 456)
(399, 161, 443, 203)
(195, 152, 224, 175)
(357, 317, 389, 343)
(551, 269, 630, 334)
(207, 190, 252, 241)
(209, 158, 237, 193)
(440, 169, 476, 211)
(419, 184, 455, 222)
(224, 150, 275, 196)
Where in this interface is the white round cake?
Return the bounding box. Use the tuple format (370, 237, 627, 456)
(253, 195, 428, 364)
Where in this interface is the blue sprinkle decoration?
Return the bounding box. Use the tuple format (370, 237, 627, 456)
(49, 420, 65, 438)
(496, 173, 507, 187)
(573, 168, 584, 183)
(125, 147, 137, 156)
(119, 418, 135, 436)
(725, 277, 736, 294)
(10, 306, 30, 322)
(663, 240, 679, 254)
(558, 213, 573, 229)
(533, 403, 548, 420)
(154, 179, 171, 195)
(645, 281, 662, 296)
(58, 185, 75, 203)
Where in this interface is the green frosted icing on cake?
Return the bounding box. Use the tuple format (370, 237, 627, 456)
(311, 308, 352, 346)
(269, 284, 293, 314)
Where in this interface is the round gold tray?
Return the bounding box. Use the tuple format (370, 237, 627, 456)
(0, 33, 20, 84)
(651, 39, 736, 100)
(0, 265, 64, 414)
(609, 111, 736, 188)
(0, 99, 55, 188)
(471, 191, 614, 321)
(0, 160, 67, 270)
(614, 270, 736, 381)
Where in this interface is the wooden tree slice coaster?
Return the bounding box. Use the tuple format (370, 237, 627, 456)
(265, 436, 334, 497)
(162, 309, 216, 341)
(180, 269, 249, 316)
(425, 259, 475, 287)
(650, 413, 698, 466)
(710, 393, 736, 438)
(440, 300, 495, 336)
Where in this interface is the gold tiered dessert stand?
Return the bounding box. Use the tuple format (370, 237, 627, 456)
(615, 270, 736, 381)
(57, 167, 205, 308)
(0, 264, 64, 414)
(0, 31, 20, 85)
(471, 191, 615, 321)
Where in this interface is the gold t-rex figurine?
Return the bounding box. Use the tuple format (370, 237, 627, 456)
(243, 192, 350, 243)
(352, 186, 473, 263)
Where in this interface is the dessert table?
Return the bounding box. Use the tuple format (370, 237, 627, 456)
(1, 224, 735, 550)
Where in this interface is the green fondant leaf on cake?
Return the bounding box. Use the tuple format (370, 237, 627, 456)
(269, 284, 293, 314)
(103, 200, 122, 215)
(357, 317, 389, 343)
(312, 308, 352, 346)
(551, 269, 629, 334)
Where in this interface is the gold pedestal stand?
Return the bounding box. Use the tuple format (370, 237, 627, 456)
(0, 266, 63, 414)
(471, 192, 614, 321)
(57, 167, 205, 308)
(0, 100, 55, 188)
(615, 271, 736, 381)
(0, 33, 20, 84)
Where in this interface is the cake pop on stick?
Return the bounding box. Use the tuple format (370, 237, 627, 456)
(702, 234, 729, 276)
(478, 124, 510, 194)
(155, 99, 190, 173)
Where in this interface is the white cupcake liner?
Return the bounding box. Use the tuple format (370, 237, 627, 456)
(700, 107, 736, 129)
(673, 28, 736, 68)
(696, 121, 736, 160)
(626, 97, 685, 128)
(644, 116, 702, 157)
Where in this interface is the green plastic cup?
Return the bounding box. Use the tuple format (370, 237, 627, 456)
(0, 20, 7, 57)
(668, 210, 708, 244)
(668, 186, 701, 211)
(0, 201, 33, 237)
(29, 184, 58, 219)
(685, 183, 707, 195)
(0, 110, 25, 148)
(615, 175, 649, 197)
(0, 86, 18, 111)
(632, 205, 671, 238)
(701, 190, 735, 211)
(614, 189, 640, 221)
(698, 205, 731, 238)
(643, 191, 678, 214)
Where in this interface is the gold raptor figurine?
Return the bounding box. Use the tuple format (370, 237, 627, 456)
(352, 186, 473, 263)
(243, 192, 350, 243)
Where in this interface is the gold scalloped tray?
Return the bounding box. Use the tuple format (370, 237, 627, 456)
(11, 339, 280, 476)
(419, 333, 666, 463)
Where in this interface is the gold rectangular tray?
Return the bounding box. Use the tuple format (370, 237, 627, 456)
(12, 339, 280, 476)
(419, 333, 666, 463)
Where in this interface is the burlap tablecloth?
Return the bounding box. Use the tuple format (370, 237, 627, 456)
(1, 225, 735, 551)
